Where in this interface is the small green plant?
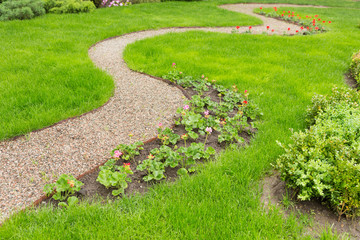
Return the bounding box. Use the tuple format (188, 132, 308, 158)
(218, 113, 248, 143)
(137, 145, 182, 181)
(157, 126, 180, 145)
(58, 196, 79, 209)
(177, 142, 216, 175)
(0, 0, 45, 21)
(112, 141, 144, 161)
(43, 174, 83, 201)
(96, 159, 133, 196)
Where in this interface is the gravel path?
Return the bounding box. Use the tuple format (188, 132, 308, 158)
(0, 3, 327, 223)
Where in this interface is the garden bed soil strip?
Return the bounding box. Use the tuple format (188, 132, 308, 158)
(42, 83, 255, 207)
(0, 3, 329, 224)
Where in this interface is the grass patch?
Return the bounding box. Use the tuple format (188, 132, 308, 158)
(0, 1, 260, 140)
(1, 1, 360, 239)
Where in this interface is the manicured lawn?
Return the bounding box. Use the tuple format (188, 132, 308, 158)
(0, 1, 259, 140)
(1, 0, 360, 239)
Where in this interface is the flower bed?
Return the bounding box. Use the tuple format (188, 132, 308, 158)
(43, 66, 261, 206)
(254, 6, 332, 35)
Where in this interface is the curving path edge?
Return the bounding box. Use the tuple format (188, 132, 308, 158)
(0, 3, 327, 223)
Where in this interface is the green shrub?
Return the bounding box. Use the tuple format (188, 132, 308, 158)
(350, 51, 360, 84)
(43, 0, 95, 13)
(90, 0, 100, 7)
(276, 87, 360, 219)
(0, 0, 45, 21)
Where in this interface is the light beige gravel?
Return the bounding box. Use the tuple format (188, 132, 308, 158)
(0, 3, 327, 223)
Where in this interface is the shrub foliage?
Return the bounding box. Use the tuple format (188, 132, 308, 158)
(0, 0, 45, 21)
(350, 51, 360, 84)
(276, 87, 360, 219)
(43, 0, 95, 13)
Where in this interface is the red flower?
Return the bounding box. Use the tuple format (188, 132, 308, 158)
(315, 27, 319, 30)
(318, 18, 321, 21)
(292, 15, 294, 17)
(271, 29, 274, 32)
(287, 28, 290, 31)
(283, 11, 285, 13)
(299, 17, 301, 20)
(249, 26, 252, 30)
(300, 26, 304, 30)
(288, 15, 291, 18)
(315, 14, 318, 17)
(288, 11, 290, 13)
(292, 11, 294, 14)
(243, 100, 248, 104)
(236, 26, 240, 29)
(306, 26, 309, 29)
(273, 7, 277, 11)
(266, 26, 270, 29)
(296, 30, 299, 33)
(313, 23, 315, 26)
(260, 7, 263, 10)
(322, 21, 325, 23)
(329, 21, 332, 24)
(281, 14, 284, 17)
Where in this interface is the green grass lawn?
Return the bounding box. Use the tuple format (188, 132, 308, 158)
(1, 0, 360, 239)
(0, 1, 259, 140)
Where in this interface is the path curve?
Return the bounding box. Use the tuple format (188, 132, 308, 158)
(0, 3, 327, 223)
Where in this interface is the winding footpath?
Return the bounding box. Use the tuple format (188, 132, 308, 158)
(0, 3, 327, 223)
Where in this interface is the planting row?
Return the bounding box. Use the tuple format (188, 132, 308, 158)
(252, 6, 332, 35)
(43, 65, 261, 207)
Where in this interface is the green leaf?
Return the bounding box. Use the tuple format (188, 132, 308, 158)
(177, 168, 188, 176)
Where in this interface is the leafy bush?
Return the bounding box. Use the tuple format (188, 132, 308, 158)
(0, 0, 45, 21)
(43, 0, 95, 13)
(350, 51, 360, 84)
(276, 87, 360, 219)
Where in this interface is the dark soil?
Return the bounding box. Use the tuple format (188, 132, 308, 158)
(42, 83, 255, 207)
(261, 173, 360, 239)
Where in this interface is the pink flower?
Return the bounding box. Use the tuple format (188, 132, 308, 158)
(183, 105, 189, 110)
(205, 127, 212, 134)
(114, 150, 122, 158)
(244, 90, 248, 93)
(201, 75, 205, 79)
(158, 122, 163, 127)
(204, 110, 209, 116)
(172, 63, 176, 67)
